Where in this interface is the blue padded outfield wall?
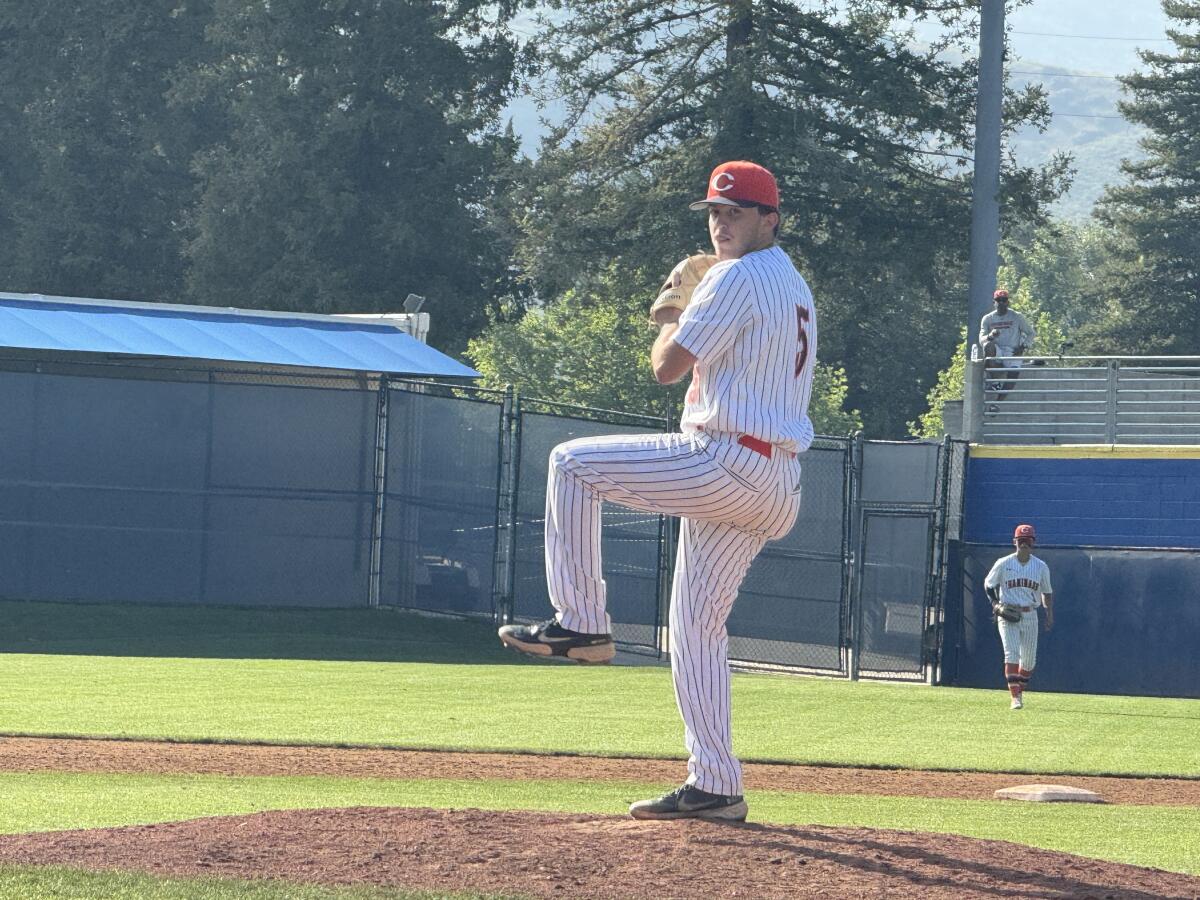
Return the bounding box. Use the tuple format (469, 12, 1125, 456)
(964, 445, 1200, 548)
(946, 446, 1200, 698)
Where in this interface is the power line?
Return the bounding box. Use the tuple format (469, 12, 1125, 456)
(1053, 112, 1126, 120)
(1012, 29, 1172, 42)
(1011, 70, 1122, 80)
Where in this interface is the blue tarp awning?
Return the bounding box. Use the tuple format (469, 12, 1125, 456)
(0, 292, 479, 377)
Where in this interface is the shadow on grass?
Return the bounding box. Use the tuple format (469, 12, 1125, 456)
(0, 600, 548, 666)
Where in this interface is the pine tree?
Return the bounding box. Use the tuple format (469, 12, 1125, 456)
(177, 0, 532, 354)
(515, 0, 1065, 436)
(0, 1, 217, 301)
(1092, 0, 1200, 354)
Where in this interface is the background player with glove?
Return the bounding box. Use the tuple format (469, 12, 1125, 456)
(984, 524, 1054, 709)
(499, 160, 817, 822)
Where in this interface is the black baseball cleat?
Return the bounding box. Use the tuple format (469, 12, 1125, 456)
(629, 784, 748, 821)
(497, 618, 615, 664)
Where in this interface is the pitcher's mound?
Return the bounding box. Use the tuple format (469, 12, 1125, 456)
(0, 807, 1197, 899)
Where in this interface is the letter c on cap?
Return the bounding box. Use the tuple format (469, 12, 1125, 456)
(712, 172, 735, 192)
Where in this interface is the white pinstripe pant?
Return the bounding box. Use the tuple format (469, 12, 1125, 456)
(997, 612, 1039, 670)
(545, 430, 802, 795)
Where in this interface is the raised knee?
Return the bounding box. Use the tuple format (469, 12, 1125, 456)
(549, 441, 577, 471)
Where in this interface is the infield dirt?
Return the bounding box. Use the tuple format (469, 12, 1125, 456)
(1, 737, 1198, 899)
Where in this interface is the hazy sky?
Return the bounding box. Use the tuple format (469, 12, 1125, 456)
(1000, 0, 1171, 76)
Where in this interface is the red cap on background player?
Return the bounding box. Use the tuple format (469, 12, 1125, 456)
(1014, 523, 1036, 545)
(690, 161, 779, 211)
(993, 289, 1010, 300)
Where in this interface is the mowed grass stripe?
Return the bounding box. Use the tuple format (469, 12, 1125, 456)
(0, 865, 516, 900)
(0, 773, 1197, 876)
(1, 653, 1198, 777)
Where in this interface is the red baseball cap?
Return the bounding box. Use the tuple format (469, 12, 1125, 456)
(1014, 524, 1036, 542)
(690, 161, 779, 211)
(993, 289, 1010, 300)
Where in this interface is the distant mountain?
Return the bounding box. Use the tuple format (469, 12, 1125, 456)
(1006, 0, 1169, 76)
(993, 0, 1168, 220)
(1009, 65, 1145, 221)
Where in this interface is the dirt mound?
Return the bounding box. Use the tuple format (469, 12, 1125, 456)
(3, 738, 1198, 898)
(1, 806, 1197, 899)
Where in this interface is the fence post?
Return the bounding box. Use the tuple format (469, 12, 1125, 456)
(926, 434, 955, 685)
(846, 431, 864, 681)
(498, 389, 522, 624)
(1105, 359, 1119, 443)
(491, 385, 514, 624)
(367, 375, 390, 609)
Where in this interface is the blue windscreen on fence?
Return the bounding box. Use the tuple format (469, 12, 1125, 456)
(381, 387, 504, 618)
(0, 356, 972, 690)
(726, 439, 848, 671)
(203, 380, 375, 607)
(0, 368, 374, 607)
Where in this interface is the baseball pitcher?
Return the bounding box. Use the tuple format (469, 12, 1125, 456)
(499, 160, 815, 822)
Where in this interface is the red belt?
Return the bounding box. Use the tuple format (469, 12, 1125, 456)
(737, 434, 795, 459)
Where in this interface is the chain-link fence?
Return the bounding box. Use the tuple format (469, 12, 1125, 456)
(0, 357, 379, 608)
(0, 354, 964, 681)
(845, 437, 966, 682)
(380, 380, 508, 619)
(726, 436, 850, 673)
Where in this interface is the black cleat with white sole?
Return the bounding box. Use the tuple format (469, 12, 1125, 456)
(497, 618, 615, 664)
(629, 784, 748, 821)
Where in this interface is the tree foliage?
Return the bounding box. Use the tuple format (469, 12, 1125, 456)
(0, 0, 532, 357)
(175, 0, 532, 354)
(0, 1, 216, 301)
(468, 264, 670, 414)
(511, 0, 1067, 436)
(1088, 0, 1200, 354)
(998, 220, 1114, 336)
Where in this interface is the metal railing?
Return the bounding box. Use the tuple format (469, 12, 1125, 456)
(964, 356, 1200, 444)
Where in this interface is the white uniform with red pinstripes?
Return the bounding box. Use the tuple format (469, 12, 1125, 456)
(985, 553, 1052, 669)
(545, 245, 816, 796)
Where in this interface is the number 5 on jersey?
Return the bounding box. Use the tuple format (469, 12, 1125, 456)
(795, 305, 810, 378)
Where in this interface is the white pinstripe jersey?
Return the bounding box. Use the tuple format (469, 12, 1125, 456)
(672, 245, 817, 453)
(985, 553, 1052, 609)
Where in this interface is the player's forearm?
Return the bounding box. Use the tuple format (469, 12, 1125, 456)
(651, 321, 694, 384)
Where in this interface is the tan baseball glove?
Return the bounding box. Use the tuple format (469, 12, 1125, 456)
(648, 253, 718, 326)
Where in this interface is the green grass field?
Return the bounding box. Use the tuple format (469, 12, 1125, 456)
(1, 599, 1198, 897)
(0, 866, 515, 900)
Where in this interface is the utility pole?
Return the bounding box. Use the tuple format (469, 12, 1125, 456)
(967, 0, 1005, 358)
